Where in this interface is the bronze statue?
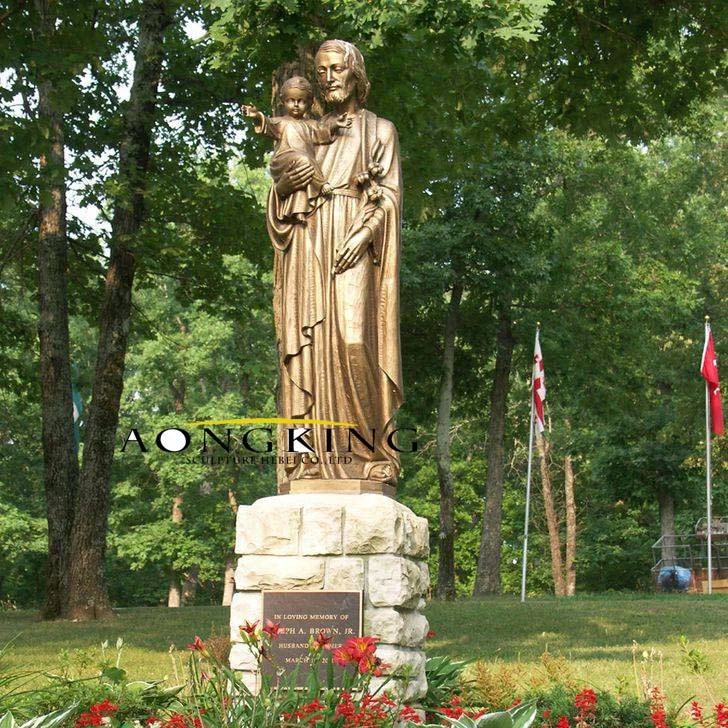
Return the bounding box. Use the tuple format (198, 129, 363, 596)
(248, 40, 403, 492)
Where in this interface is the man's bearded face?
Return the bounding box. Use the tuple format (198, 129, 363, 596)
(316, 50, 356, 105)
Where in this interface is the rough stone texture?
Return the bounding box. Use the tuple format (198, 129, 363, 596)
(300, 505, 343, 555)
(369, 645, 428, 702)
(236, 500, 301, 555)
(229, 591, 262, 641)
(240, 671, 260, 694)
(400, 611, 429, 648)
(229, 642, 259, 671)
(234, 555, 325, 590)
(343, 496, 404, 554)
(367, 554, 424, 608)
(364, 606, 403, 643)
(417, 562, 430, 595)
(376, 644, 427, 674)
(230, 493, 429, 700)
(372, 645, 428, 701)
(403, 514, 430, 559)
(325, 557, 365, 590)
(374, 672, 428, 703)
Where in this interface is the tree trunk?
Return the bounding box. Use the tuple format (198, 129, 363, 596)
(181, 566, 199, 605)
(168, 567, 181, 608)
(222, 559, 236, 607)
(537, 432, 566, 596)
(435, 278, 463, 600)
(658, 487, 676, 564)
(168, 495, 183, 608)
(67, 0, 172, 620)
(473, 306, 514, 596)
(564, 454, 576, 596)
(34, 0, 79, 620)
(223, 489, 239, 606)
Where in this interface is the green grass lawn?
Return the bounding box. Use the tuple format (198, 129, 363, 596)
(1, 595, 726, 708)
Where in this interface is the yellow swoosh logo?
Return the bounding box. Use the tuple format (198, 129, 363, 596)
(185, 418, 357, 427)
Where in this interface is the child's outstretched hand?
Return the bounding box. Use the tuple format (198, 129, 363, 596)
(336, 113, 352, 130)
(242, 104, 259, 118)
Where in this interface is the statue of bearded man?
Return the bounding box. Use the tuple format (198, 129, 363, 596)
(267, 39, 403, 493)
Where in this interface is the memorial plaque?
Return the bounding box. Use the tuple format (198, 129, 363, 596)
(262, 590, 362, 685)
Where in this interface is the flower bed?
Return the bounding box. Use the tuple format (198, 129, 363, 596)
(1, 626, 725, 728)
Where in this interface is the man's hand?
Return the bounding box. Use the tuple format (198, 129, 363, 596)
(333, 226, 372, 274)
(336, 113, 352, 130)
(276, 158, 315, 198)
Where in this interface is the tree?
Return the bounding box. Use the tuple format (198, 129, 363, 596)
(67, 0, 174, 620)
(32, 0, 81, 619)
(434, 274, 463, 599)
(474, 306, 515, 595)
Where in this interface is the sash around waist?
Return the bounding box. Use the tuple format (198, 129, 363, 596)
(329, 186, 361, 198)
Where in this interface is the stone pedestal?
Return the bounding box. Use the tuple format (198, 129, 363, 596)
(229, 492, 430, 700)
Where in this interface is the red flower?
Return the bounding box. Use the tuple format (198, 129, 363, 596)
(332, 636, 380, 674)
(283, 698, 325, 725)
(74, 700, 119, 728)
(574, 687, 597, 725)
(186, 636, 206, 652)
(310, 631, 331, 651)
(240, 620, 258, 635)
(162, 713, 201, 728)
(372, 657, 391, 678)
(426, 629, 436, 638)
(334, 691, 396, 725)
(399, 705, 422, 724)
(332, 646, 350, 667)
(434, 696, 487, 721)
(690, 701, 704, 724)
(262, 619, 281, 637)
(649, 687, 666, 708)
(574, 688, 597, 714)
(716, 703, 728, 728)
(649, 686, 669, 728)
(650, 708, 669, 728)
(556, 717, 570, 728)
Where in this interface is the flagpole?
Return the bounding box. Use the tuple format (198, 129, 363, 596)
(521, 324, 539, 603)
(705, 317, 713, 595)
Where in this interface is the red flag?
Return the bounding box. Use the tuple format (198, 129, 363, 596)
(533, 329, 546, 433)
(701, 324, 724, 436)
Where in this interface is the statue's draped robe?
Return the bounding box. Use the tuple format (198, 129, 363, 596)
(267, 109, 402, 485)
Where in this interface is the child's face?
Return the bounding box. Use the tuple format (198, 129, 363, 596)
(282, 87, 311, 119)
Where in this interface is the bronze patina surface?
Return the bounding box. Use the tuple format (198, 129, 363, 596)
(253, 40, 403, 490)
